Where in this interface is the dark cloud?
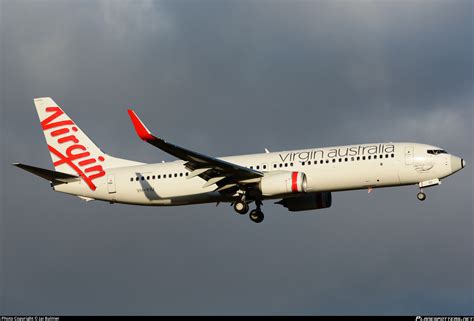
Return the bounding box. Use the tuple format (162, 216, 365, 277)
(1, 0, 472, 315)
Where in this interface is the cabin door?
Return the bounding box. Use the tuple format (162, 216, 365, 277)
(405, 146, 414, 165)
(107, 175, 116, 194)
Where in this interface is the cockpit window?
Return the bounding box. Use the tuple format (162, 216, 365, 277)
(427, 149, 447, 155)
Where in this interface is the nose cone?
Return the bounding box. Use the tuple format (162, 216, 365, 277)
(450, 155, 465, 173)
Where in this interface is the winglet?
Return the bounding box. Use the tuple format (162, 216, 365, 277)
(127, 109, 155, 141)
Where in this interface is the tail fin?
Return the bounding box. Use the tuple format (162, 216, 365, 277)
(34, 97, 142, 190)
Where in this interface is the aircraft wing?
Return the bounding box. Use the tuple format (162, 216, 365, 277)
(127, 110, 263, 190)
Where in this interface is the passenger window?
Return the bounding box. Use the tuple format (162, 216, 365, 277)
(320, 160, 323, 164)
(274, 164, 277, 168)
(152, 175, 155, 179)
(374, 155, 377, 159)
(279, 163, 282, 168)
(332, 159, 336, 163)
(357, 156, 360, 161)
(284, 163, 288, 167)
(186, 172, 189, 176)
(368, 156, 371, 160)
(326, 160, 329, 163)
(290, 162, 293, 166)
(263, 165, 267, 169)
(256, 165, 260, 170)
(174, 173, 177, 177)
(339, 158, 342, 162)
(345, 158, 348, 162)
(362, 156, 366, 160)
(163, 174, 166, 179)
(180, 173, 183, 177)
(135, 177, 139, 181)
(391, 154, 395, 158)
(141, 177, 145, 181)
(158, 175, 161, 179)
(130, 178, 133, 182)
(302, 162, 305, 166)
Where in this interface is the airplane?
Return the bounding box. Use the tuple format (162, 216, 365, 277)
(14, 97, 466, 223)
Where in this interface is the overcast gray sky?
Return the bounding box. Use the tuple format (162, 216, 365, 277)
(1, 0, 472, 315)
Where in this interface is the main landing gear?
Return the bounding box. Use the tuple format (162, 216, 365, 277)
(232, 198, 264, 223)
(233, 200, 249, 214)
(249, 201, 264, 224)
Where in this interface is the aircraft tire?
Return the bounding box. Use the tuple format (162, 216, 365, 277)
(234, 201, 249, 214)
(417, 192, 426, 201)
(249, 209, 264, 223)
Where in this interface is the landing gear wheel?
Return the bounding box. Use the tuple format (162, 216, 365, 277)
(249, 209, 264, 223)
(417, 192, 426, 201)
(234, 201, 249, 214)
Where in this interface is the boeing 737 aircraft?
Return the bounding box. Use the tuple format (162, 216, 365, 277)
(14, 98, 466, 223)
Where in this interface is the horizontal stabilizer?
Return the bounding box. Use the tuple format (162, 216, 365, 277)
(13, 163, 80, 183)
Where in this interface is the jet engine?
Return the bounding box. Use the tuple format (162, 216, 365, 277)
(259, 171, 307, 196)
(276, 192, 332, 212)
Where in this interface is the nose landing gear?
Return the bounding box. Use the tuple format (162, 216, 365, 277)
(417, 191, 426, 201)
(416, 179, 441, 201)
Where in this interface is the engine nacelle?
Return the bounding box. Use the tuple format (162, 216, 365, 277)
(277, 192, 332, 212)
(259, 171, 307, 196)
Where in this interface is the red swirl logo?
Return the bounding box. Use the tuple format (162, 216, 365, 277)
(41, 106, 105, 190)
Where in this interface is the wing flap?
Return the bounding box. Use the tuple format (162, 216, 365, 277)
(187, 168, 212, 179)
(202, 176, 226, 188)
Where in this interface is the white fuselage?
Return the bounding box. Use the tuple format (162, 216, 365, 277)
(53, 142, 463, 206)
